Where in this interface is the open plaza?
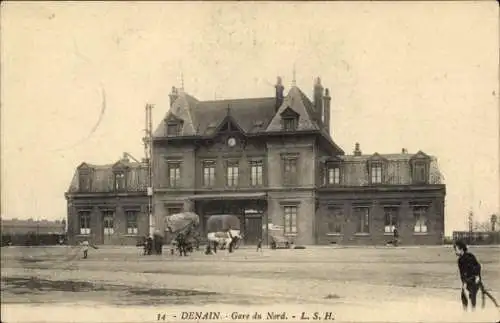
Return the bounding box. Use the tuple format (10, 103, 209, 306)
(1, 245, 499, 322)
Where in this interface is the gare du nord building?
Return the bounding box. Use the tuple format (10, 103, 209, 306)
(65, 77, 446, 246)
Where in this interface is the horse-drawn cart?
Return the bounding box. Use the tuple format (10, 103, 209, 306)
(267, 224, 293, 249)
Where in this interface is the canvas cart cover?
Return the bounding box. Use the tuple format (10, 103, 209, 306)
(206, 214, 241, 233)
(165, 212, 199, 234)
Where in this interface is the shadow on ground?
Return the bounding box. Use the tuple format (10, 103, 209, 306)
(1, 276, 229, 306)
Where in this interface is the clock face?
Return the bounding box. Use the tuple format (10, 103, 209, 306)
(227, 137, 236, 147)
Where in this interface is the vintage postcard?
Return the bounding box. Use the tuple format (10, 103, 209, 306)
(1, 1, 499, 323)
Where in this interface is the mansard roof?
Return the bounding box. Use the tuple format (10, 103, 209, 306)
(66, 158, 148, 194)
(153, 94, 277, 137)
(152, 84, 344, 154)
(334, 151, 444, 185)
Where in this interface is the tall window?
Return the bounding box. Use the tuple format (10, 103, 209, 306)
(226, 160, 239, 187)
(79, 172, 91, 192)
(114, 172, 126, 191)
(384, 207, 399, 233)
(250, 160, 263, 186)
(79, 211, 91, 235)
(370, 164, 382, 184)
(283, 157, 298, 185)
(354, 207, 370, 233)
(103, 211, 114, 235)
(168, 162, 181, 188)
(203, 160, 216, 187)
(167, 123, 180, 136)
(413, 206, 428, 233)
(327, 207, 343, 234)
(283, 206, 298, 234)
(282, 117, 297, 131)
(326, 164, 341, 185)
(126, 211, 138, 235)
(413, 162, 427, 184)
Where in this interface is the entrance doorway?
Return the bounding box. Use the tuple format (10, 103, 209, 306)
(244, 209, 263, 245)
(195, 200, 265, 245)
(103, 211, 114, 245)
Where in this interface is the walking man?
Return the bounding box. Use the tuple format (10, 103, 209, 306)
(81, 240, 89, 259)
(393, 226, 399, 246)
(256, 238, 263, 252)
(454, 240, 482, 311)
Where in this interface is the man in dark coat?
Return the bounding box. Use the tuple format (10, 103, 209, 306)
(393, 226, 399, 246)
(454, 240, 482, 311)
(146, 236, 153, 255)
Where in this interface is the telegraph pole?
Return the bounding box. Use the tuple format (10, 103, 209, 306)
(144, 104, 154, 236)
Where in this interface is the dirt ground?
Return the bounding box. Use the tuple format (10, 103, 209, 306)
(1, 245, 499, 322)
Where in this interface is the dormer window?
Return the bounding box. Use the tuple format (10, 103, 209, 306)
(410, 151, 430, 185)
(370, 164, 382, 184)
(280, 107, 300, 131)
(325, 162, 341, 185)
(114, 172, 126, 191)
(283, 118, 297, 131)
(79, 171, 91, 192)
(167, 122, 181, 136)
(413, 162, 427, 183)
(367, 153, 387, 185)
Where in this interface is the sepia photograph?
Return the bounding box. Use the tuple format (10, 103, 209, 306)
(1, 2, 499, 323)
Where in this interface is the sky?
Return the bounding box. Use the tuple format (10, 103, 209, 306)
(1, 2, 498, 235)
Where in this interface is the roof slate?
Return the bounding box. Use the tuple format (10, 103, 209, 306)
(67, 159, 148, 194)
(265, 86, 319, 132)
(153, 94, 278, 137)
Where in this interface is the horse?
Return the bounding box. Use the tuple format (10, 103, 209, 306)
(206, 214, 242, 254)
(207, 230, 242, 253)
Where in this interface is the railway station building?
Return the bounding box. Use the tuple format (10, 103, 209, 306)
(65, 77, 446, 246)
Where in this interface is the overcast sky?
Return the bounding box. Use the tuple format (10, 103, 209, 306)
(1, 2, 498, 235)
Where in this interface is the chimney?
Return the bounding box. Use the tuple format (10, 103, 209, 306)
(353, 142, 362, 156)
(121, 153, 129, 163)
(323, 88, 331, 134)
(314, 77, 324, 123)
(275, 76, 285, 112)
(402, 148, 408, 154)
(169, 86, 179, 107)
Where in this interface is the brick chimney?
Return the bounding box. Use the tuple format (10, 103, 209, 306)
(275, 76, 285, 112)
(323, 88, 331, 134)
(353, 143, 362, 156)
(313, 77, 324, 123)
(121, 153, 130, 163)
(169, 86, 179, 107)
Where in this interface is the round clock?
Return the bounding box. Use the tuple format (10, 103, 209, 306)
(227, 137, 236, 147)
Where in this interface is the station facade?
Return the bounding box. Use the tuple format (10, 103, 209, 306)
(65, 77, 445, 246)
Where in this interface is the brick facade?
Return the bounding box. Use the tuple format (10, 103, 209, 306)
(65, 76, 446, 246)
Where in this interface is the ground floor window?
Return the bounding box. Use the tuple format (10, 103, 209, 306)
(79, 211, 91, 235)
(327, 207, 343, 234)
(354, 207, 370, 233)
(413, 206, 429, 233)
(126, 211, 138, 234)
(283, 205, 298, 234)
(384, 207, 399, 233)
(103, 211, 114, 235)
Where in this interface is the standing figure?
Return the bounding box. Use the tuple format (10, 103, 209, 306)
(454, 240, 482, 311)
(393, 226, 399, 246)
(176, 234, 187, 256)
(143, 236, 149, 255)
(256, 238, 263, 252)
(146, 236, 153, 255)
(81, 240, 89, 259)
